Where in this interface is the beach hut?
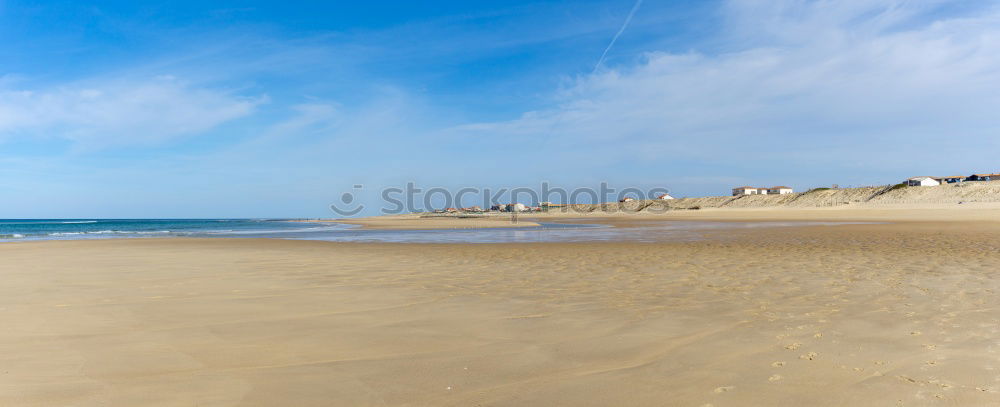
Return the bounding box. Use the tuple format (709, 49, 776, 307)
(757, 188, 769, 195)
(907, 176, 940, 187)
(768, 186, 794, 194)
(732, 186, 758, 196)
(966, 173, 1000, 182)
(657, 193, 675, 200)
(937, 176, 964, 184)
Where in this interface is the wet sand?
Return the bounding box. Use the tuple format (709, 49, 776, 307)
(331, 214, 539, 230)
(2, 220, 1000, 406)
(326, 203, 1000, 230)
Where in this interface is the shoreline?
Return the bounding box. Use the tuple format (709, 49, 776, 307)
(5, 205, 998, 244)
(312, 203, 1000, 231)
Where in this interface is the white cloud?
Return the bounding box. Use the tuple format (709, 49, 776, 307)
(0, 76, 263, 147)
(456, 0, 1000, 172)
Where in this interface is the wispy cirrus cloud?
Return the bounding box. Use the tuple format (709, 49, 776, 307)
(0, 75, 264, 147)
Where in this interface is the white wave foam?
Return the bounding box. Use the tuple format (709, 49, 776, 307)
(49, 230, 172, 236)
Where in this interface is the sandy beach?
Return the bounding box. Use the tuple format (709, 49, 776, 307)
(329, 203, 1000, 230)
(3, 214, 1000, 406)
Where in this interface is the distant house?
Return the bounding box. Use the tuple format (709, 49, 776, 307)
(937, 176, 964, 184)
(967, 173, 1000, 182)
(768, 186, 794, 194)
(505, 203, 527, 212)
(907, 176, 940, 187)
(732, 186, 759, 196)
(619, 197, 636, 202)
(657, 193, 675, 200)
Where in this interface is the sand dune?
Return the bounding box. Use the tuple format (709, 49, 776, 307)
(564, 180, 1000, 212)
(2, 220, 1000, 406)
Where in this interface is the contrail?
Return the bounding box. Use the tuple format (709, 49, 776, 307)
(594, 0, 644, 72)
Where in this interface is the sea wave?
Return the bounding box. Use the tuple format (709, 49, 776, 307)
(0, 220, 97, 225)
(0, 234, 25, 239)
(48, 230, 172, 236)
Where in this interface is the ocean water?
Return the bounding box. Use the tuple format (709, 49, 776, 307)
(0, 219, 347, 241)
(0, 219, 873, 244)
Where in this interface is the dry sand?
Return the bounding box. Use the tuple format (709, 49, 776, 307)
(2, 219, 1000, 406)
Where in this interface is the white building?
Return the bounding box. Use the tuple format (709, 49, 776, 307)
(768, 186, 794, 194)
(657, 193, 675, 200)
(732, 186, 759, 196)
(619, 197, 636, 202)
(906, 176, 940, 187)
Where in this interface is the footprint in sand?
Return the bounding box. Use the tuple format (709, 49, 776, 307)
(784, 343, 802, 350)
(768, 374, 783, 382)
(910, 331, 922, 336)
(713, 386, 734, 394)
(800, 352, 818, 361)
(771, 361, 786, 367)
(923, 344, 936, 350)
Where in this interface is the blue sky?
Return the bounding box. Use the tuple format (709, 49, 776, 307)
(2, 0, 999, 217)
